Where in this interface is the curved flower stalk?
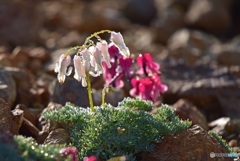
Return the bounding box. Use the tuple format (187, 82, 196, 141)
(54, 30, 131, 111)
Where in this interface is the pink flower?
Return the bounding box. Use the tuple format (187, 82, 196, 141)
(102, 44, 132, 88)
(59, 147, 79, 161)
(117, 56, 133, 79)
(130, 74, 168, 102)
(136, 53, 160, 76)
(54, 54, 72, 84)
(83, 156, 97, 161)
(103, 62, 124, 88)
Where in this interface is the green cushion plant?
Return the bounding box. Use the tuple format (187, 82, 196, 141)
(44, 98, 191, 160)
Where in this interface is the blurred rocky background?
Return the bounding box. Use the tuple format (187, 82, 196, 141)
(1, 0, 240, 157)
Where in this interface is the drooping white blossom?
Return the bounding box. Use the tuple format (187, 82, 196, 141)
(98, 40, 111, 68)
(73, 55, 87, 87)
(54, 54, 72, 84)
(110, 31, 130, 57)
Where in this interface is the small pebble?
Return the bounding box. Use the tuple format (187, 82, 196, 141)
(229, 139, 238, 147)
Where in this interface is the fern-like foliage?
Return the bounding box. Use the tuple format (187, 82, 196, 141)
(44, 100, 191, 161)
(14, 135, 67, 161)
(208, 131, 233, 153)
(118, 97, 153, 111)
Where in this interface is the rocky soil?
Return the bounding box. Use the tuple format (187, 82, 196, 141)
(1, 0, 240, 160)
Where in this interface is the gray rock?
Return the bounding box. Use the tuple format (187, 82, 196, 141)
(217, 36, 240, 66)
(122, 0, 157, 25)
(44, 128, 70, 144)
(167, 29, 218, 66)
(153, 8, 185, 44)
(49, 77, 89, 107)
(162, 61, 240, 119)
(185, 0, 232, 33)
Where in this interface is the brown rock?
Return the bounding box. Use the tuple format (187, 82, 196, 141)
(30, 87, 50, 107)
(10, 47, 30, 68)
(11, 108, 24, 134)
(153, 8, 185, 44)
(140, 125, 232, 161)
(0, 0, 41, 45)
(36, 131, 49, 144)
(28, 47, 50, 63)
(36, 73, 55, 88)
(38, 102, 63, 132)
(185, 0, 232, 34)
(0, 67, 16, 108)
(0, 98, 13, 133)
(225, 119, 240, 134)
(44, 128, 70, 144)
(15, 104, 37, 125)
(229, 139, 238, 148)
(4, 67, 36, 107)
(209, 117, 230, 138)
(20, 117, 40, 138)
(0, 54, 11, 66)
(217, 36, 240, 66)
(172, 99, 208, 130)
(167, 29, 217, 66)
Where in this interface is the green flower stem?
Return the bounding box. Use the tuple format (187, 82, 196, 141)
(101, 86, 106, 106)
(86, 72, 94, 112)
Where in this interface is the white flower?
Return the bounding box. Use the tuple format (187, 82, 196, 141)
(54, 54, 72, 84)
(97, 40, 111, 68)
(89, 46, 102, 73)
(81, 49, 91, 72)
(73, 55, 87, 87)
(110, 31, 130, 57)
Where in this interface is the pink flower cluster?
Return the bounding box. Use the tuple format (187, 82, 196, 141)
(102, 44, 133, 88)
(83, 155, 98, 161)
(59, 147, 79, 161)
(130, 53, 168, 102)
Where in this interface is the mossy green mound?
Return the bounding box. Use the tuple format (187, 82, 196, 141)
(45, 98, 191, 160)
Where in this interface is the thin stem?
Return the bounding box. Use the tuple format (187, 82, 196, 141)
(77, 29, 112, 54)
(101, 73, 123, 106)
(101, 86, 106, 106)
(86, 72, 94, 112)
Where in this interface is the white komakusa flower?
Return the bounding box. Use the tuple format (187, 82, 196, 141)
(89, 46, 102, 73)
(81, 49, 91, 72)
(110, 31, 130, 57)
(98, 40, 111, 68)
(54, 54, 72, 84)
(73, 55, 87, 87)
